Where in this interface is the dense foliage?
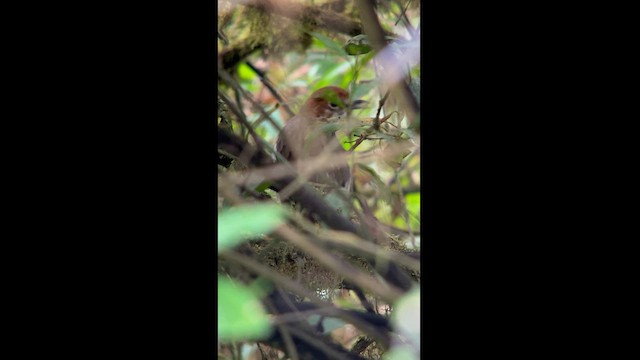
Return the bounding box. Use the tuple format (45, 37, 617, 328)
(218, 1, 420, 359)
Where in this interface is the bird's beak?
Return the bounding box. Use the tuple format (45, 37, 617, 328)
(350, 99, 368, 110)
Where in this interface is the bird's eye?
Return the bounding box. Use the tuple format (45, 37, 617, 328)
(328, 102, 339, 109)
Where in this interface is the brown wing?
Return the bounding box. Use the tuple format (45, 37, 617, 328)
(275, 133, 292, 161)
(276, 116, 352, 190)
(275, 115, 305, 161)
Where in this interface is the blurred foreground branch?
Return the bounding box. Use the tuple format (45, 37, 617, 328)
(218, 125, 415, 292)
(355, 0, 420, 131)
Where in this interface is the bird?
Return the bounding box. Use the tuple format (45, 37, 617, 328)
(275, 86, 367, 191)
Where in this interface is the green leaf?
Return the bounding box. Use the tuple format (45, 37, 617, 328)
(339, 134, 352, 150)
(344, 43, 372, 56)
(358, 50, 376, 66)
(218, 277, 272, 342)
(320, 122, 342, 134)
(405, 192, 420, 217)
(308, 31, 348, 56)
(237, 63, 255, 81)
(340, 71, 354, 88)
(351, 80, 379, 101)
(254, 181, 272, 193)
(314, 61, 352, 89)
(356, 163, 386, 187)
(344, 34, 373, 55)
(401, 192, 421, 229)
(218, 203, 286, 252)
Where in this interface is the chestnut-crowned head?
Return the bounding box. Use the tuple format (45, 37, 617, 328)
(299, 86, 368, 122)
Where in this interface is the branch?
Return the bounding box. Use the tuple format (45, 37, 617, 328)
(217, 126, 415, 291)
(355, 0, 420, 131)
(245, 61, 295, 118)
(276, 225, 405, 303)
(238, 0, 366, 36)
(218, 41, 264, 70)
(219, 68, 284, 135)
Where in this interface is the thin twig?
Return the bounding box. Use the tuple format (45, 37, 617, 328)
(263, 301, 300, 360)
(245, 61, 295, 117)
(277, 137, 345, 200)
(222, 250, 392, 351)
(221, 139, 413, 188)
(250, 104, 279, 130)
(393, 0, 416, 37)
(218, 127, 416, 291)
(218, 77, 293, 175)
(218, 91, 264, 150)
(220, 251, 325, 306)
(355, 0, 420, 129)
(374, 90, 390, 130)
(289, 325, 363, 360)
(217, 29, 229, 45)
(276, 225, 405, 303)
(256, 343, 268, 360)
(290, 212, 421, 272)
(219, 68, 283, 134)
(347, 112, 395, 152)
